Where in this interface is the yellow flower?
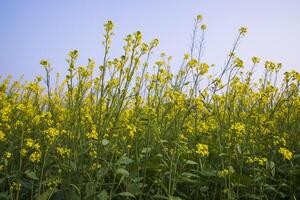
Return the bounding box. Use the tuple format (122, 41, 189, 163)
(20, 148, 27, 157)
(197, 15, 203, 21)
(234, 58, 244, 68)
(155, 61, 165, 66)
(246, 157, 268, 166)
(183, 54, 190, 60)
(0, 164, 4, 171)
(230, 122, 246, 136)
(0, 131, 6, 141)
(127, 124, 137, 138)
(251, 57, 260, 64)
(179, 134, 188, 141)
(89, 149, 97, 158)
(4, 152, 11, 159)
(239, 27, 247, 35)
(25, 138, 35, 148)
(86, 125, 98, 140)
(258, 158, 268, 166)
(197, 63, 209, 75)
(90, 163, 101, 171)
(10, 182, 21, 191)
(29, 151, 41, 163)
(273, 136, 286, 146)
(44, 127, 59, 140)
(33, 143, 40, 150)
(187, 59, 198, 67)
(195, 143, 209, 157)
(245, 157, 254, 164)
(201, 24, 207, 31)
(218, 169, 229, 177)
(56, 146, 71, 158)
(46, 178, 61, 188)
(278, 147, 293, 160)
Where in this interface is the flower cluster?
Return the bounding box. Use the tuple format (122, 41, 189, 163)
(195, 143, 209, 157)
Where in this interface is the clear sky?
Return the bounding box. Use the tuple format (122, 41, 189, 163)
(0, 0, 300, 81)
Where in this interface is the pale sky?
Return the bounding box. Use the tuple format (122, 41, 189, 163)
(0, 0, 299, 81)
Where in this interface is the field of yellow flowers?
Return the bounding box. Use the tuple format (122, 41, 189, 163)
(0, 16, 299, 200)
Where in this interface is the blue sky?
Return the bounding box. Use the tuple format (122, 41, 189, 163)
(0, 0, 299, 81)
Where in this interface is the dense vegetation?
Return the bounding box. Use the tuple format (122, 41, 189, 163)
(0, 15, 299, 200)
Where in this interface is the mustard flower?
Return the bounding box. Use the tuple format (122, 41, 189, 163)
(195, 143, 209, 157)
(29, 151, 41, 163)
(234, 57, 244, 68)
(44, 127, 59, 139)
(89, 149, 97, 158)
(201, 24, 207, 31)
(20, 148, 27, 157)
(0, 131, 5, 141)
(56, 146, 71, 158)
(25, 138, 35, 148)
(86, 125, 98, 140)
(183, 53, 190, 60)
(197, 15, 203, 21)
(251, 57, 260, 64)
(230, 122, 246, 136)
(4, 152, 11, 159)
(239, 27, 248, 35)
(127, 124, 137, 138)
(10, 182, 21, 191)
(218, 169, 229, 177)
(278, 147, 293, 160)
(197, 63, 209, 75)
(90, 163, 101, 171)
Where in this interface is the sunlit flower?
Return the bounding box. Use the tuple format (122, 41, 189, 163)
(239, 27, 247, 35)
(278, 147, 293, 160)
(29, 151, 41, 163)
(195, 143, 209, 157)
(4, 152, 11, 159)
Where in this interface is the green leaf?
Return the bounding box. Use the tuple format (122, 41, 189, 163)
(235, 144, 242, 154)
(153, 194, 168, 199)
(84, 182, 96, 199)
(199, 186, 209, 192)
(293, 153, 300, 159)
(218, 153, 228, 157)
(102, 139, 110, 146)
(181, 176, 197, 183)
(199, 169, 217, 177)
(25, 170, 39, 180)
(0, 191, 10, 200)
(70, 184, 81, 196)
(117, 155, 133, 165)
(36, 188, 57, 200)
(267, 160, 275, 177)
(141, 147, 151, 154)
(264, 184, 276, 192)
(160, 140, 168, 143)
(169, 196, 183, 200)
(64, 189, 81, 200)
(97, 190, 108, 200)
(230, 173, 252, 185)
(290, 168, 300, 175)
(116, 168, 129, 176)
(0, 178, 6, 184)
(119, 192, 135, 198)
(243, 194, 262, 199)
(182, 172, 199, 178)
(185, 160, 198, 165)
